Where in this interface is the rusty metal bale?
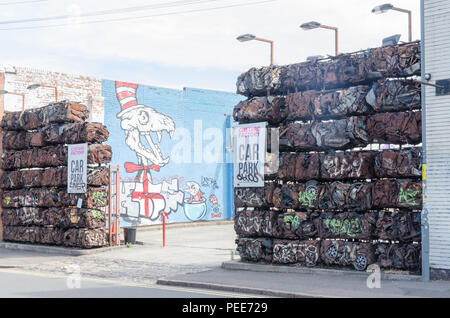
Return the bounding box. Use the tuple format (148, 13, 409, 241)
(273, 152, 320, 181)
(2, 187, 108, 209)
(372, 179, 422, 210)
(236, 42, 420, 97)
(39, 227, 65, 245)
(374, 147, 422, 179)
(2, 122, 109, 150)
(274, 212, 320, 240)
(233, 96, 286, 125)
(63, 228, 108, 248)
(375, 243, 421, 271)
(1, 144, 112, 170)
(367, 111, 422, 145)
(365, 80, 421, 112)
(0, 100, 89, 131)
(282, 117, 369, 151)
(234, 209, 278, 238)
(318, 212, 376, 240)
(3, 226, 41, 244)
(320, 240, 376, 271)
(236, 237, 273, 263)
(234, 183, 278, 208)
(320, 151, 375, 180)
(0, 166, 109, 190)
(375, 211, 421, 242)
(272, 240, 321, 266)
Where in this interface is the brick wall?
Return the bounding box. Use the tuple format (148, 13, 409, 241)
(0, 65, 104, 123)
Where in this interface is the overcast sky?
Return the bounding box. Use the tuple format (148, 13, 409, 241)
(0, 0, 421, 92)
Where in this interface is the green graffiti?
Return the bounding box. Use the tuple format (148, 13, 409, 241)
(284, 215, 301, 230)
(92, 191, 107, 205)
(323, 218, 361, 238)
(398, 188, 421, 206)
(298, 191, 317, 208)
(91, 210, 104, 219)
(4, 196, 11, 205)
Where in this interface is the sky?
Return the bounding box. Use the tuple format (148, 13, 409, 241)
(0, 0, 421, 92)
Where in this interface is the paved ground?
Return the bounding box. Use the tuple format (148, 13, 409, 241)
(0, 222, 239, 286)
(0, 268, 257, 298)
(158, 266, 450, 298)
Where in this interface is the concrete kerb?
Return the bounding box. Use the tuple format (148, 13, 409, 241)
(221, 261, 422, 282)
(156, 278, 331, 298)
(0, 241, 128, 256)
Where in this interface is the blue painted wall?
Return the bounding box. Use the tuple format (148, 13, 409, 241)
(102, 80, 243, 226)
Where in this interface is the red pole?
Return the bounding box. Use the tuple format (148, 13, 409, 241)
(162, 212, 168, 247)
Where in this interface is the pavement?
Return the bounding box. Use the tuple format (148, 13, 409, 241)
(1, 221, 450, 298)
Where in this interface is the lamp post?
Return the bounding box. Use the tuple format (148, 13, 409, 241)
(0, 90, 25, 112)
(237, 34, 274, 66)
(300, 21, 339, 56)
(372, 3, 412, 42)
(27, 83, 58, 102)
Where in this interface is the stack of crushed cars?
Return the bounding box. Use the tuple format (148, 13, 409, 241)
(234, 41, 422, 273)
(1, 101, 112, 248)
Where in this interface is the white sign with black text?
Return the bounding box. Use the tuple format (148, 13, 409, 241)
(234, 122, 266, 188)
(67, 143, 88, 194)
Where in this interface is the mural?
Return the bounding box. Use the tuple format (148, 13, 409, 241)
(103, 80, 243, 226)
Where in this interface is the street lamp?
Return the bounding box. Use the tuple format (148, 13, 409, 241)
(372, 3, 412, 42)
(0, 89, 25, 112)
(236, 33, 274, 66)
(300, 21, 339, 56)
(27, 83, 58, 102)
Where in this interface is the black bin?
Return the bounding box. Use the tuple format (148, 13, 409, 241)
(124, 227, 137, 244)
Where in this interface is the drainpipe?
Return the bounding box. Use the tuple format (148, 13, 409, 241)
(420, 0, 430, 283)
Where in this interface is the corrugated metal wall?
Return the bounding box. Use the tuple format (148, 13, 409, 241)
(424, 0, 450, 272)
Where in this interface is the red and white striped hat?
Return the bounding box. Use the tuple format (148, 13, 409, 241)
(116, 81, 145, 118)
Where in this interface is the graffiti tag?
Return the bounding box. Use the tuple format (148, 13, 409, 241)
(298, 191, 317, 208)
(284, 215, 301, 231)
(323, 218, 361, 238)
(398, 188, 421, 206)
(92, 191, 107, 206)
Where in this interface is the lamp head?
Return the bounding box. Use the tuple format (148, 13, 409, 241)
(0, 90, 8, 95)
(27, 84, 41, 90)
(372, 3, 393, 14)
(236, 34, 256, 42)
(300, 21, 321, 30)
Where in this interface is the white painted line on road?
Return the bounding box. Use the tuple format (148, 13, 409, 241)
(0, 268, 263, 298)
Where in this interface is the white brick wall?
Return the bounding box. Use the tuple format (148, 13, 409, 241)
(0, 65, 104, 123)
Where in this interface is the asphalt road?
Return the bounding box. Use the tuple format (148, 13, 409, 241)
(0, 268, 260, 298)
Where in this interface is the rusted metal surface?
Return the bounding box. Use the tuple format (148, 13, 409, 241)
(234, 183, 277, 208)
(318, 212, 376, 240)
(234, 209, 277, 238)
(0, 166, 109, 190)
(233, 96, 286, 125)
(320, 151, 374, 180)
(1, 144, 112, 170)
(282, 116, 369, 151)
(375, 243, 421, 271)
(367, 111, 422, 145)
(2, 207, 105, 229)
(236, 237, 273, 263)
(366, 80, 421, 112)
(62, 228, 107, 248)
(1, 101, 89, 131)
(272, 152, 320, 181)
(272, 240, 321, 266)
(2, 187, 107, 209)
(374, 147, 422, 178)
(237, 42, 420, 97)
(2, 122, 109, 150)
(372, 179, 422, 210)
(320, 240, 376, 271)
(375, 211, 421, 242)
(274, 212, 319, 240)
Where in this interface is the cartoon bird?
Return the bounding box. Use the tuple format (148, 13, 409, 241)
(185, 181, 204, 203)
(116, 82, 175, 176)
